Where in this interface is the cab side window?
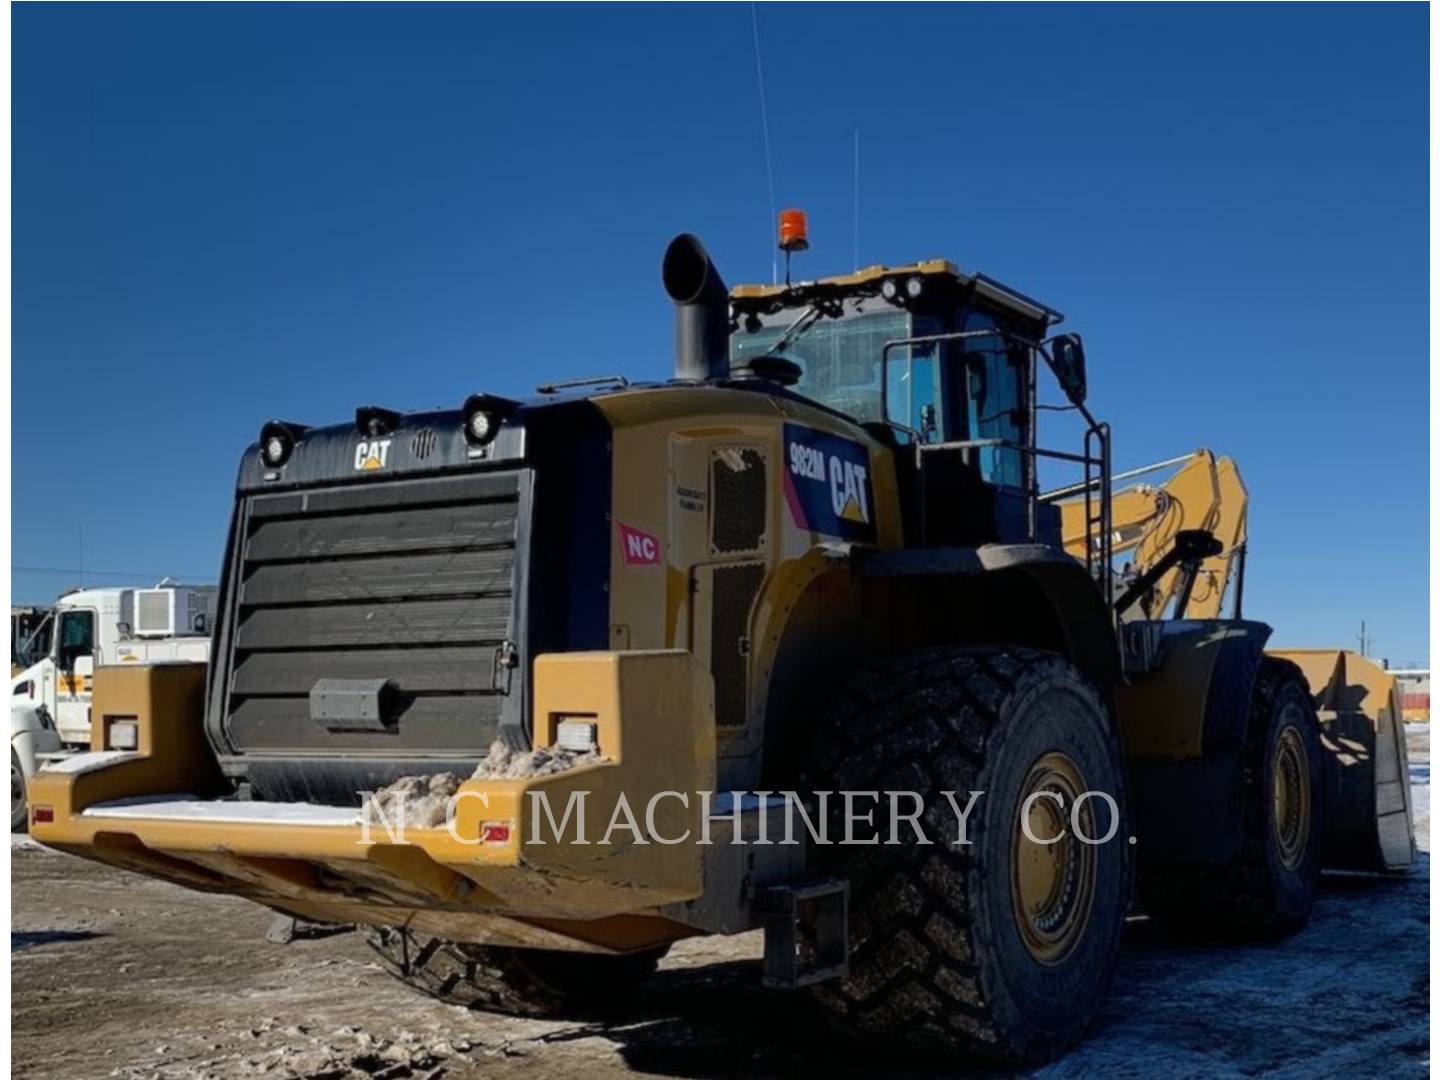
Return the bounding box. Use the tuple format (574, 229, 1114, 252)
(56, 610, 95, 671)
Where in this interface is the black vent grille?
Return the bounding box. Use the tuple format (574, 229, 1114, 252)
(410, 428, 438, 460)
(222, 472, 519, 756)
(711, 561, 765, 727)
(711, 447, 767, 555)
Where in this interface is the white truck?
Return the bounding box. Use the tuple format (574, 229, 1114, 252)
(10, 583, 216, 830)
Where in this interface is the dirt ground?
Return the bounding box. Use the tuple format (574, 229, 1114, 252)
(12, 729, 1430, 1079)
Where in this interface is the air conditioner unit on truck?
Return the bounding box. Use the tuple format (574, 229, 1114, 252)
(10, 583, 216, 831)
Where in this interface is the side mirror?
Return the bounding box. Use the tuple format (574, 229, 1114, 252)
(1048, 333, 1088, 405)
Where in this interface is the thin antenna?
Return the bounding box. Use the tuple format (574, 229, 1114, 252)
(853, 129, 860, 270)
(750, 2, 778, 284)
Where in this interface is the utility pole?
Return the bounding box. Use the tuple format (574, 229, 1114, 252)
(1357, 620, 1371, 658)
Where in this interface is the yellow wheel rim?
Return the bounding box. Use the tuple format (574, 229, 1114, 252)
(1010, 752, 1097, 966)
(1272, 724, 1311, 871)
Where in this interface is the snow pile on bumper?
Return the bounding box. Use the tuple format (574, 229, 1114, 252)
(361, 741, 610, 829)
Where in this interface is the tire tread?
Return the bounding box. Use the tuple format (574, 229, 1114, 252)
(806, 646, 1126, 1064)
(366, 926, 667, 1017)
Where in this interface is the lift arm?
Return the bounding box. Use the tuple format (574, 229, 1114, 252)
(1053, 448, 1249, 619)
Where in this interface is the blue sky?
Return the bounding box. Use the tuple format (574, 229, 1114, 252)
(13, 4, 1428, 663)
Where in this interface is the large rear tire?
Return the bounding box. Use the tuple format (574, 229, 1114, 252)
(805, 647, 1131, 1065)
(1140, 657, 1323, 939)
(366, 926, 668, 1017)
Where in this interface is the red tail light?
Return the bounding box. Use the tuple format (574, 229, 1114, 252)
(478, 822, 511, 844)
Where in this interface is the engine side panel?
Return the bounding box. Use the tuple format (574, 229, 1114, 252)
(593, 386, 904, 784)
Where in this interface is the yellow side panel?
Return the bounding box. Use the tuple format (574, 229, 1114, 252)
(1113, 628, 1221, 760)
(592, 386, 901, 766)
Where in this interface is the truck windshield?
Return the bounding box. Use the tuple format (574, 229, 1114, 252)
(731, 309, 928, 428)
(14, 612, 53, 670)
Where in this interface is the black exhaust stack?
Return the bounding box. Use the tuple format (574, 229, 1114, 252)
(663, 233, 730, 381)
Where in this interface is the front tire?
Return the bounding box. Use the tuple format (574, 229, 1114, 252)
(1140, 657, 1323, 938)
(366, 926, 668, 1017)
(806, 647, 1131, 1065)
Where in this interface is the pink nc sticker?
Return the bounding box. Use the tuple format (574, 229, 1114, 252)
(618, 522, 662, 566)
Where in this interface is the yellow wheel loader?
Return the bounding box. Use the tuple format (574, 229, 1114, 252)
(28, 228, 1414, 1065)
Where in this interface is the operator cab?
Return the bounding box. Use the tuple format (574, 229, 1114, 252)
(730, 258, 1083, 549)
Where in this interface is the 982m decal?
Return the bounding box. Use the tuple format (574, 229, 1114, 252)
(782, 423, 876, 542)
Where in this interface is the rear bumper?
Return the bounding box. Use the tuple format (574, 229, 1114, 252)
(30, 652, 717, 952)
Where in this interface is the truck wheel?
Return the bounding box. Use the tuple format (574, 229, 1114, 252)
(365, 926, 669, 1016)
(1140, 657, 1323, 939)
(12, 750, 28, 833)
(805, 647, 1130, 1065)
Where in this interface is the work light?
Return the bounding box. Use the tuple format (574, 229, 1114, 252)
(462, 393, 517, 447)
(467, 409, 493, 443)
(258, 421, 307, 467)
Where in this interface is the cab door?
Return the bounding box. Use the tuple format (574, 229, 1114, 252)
(954, 309, 1027, 489)
(53, 608, 96, 745)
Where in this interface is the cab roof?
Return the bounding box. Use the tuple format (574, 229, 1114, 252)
(731, 259, 1064, 327)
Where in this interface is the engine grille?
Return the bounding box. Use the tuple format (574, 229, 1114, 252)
(711, 447, 767, 555)
(710, 561, 765, 727)
(220, 472, 520, 757)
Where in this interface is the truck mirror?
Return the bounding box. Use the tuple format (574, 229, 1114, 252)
(1048, 333, 1088, 405)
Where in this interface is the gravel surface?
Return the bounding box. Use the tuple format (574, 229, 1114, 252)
(11, 728, 1429, 1078)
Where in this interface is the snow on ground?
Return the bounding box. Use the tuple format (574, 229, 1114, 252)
(1038, 724, 1430, 1077)
(10, 727, 1430, 1078)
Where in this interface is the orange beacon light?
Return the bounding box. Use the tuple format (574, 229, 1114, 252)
(778, 208, 809, 252)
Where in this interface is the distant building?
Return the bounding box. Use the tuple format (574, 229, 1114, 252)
(1391, 669, 1429, 723)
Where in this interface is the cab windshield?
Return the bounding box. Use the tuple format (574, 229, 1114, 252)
(730, 309, 935, 430)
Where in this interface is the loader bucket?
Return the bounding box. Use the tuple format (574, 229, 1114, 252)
(1270, 649, 1417, 873)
